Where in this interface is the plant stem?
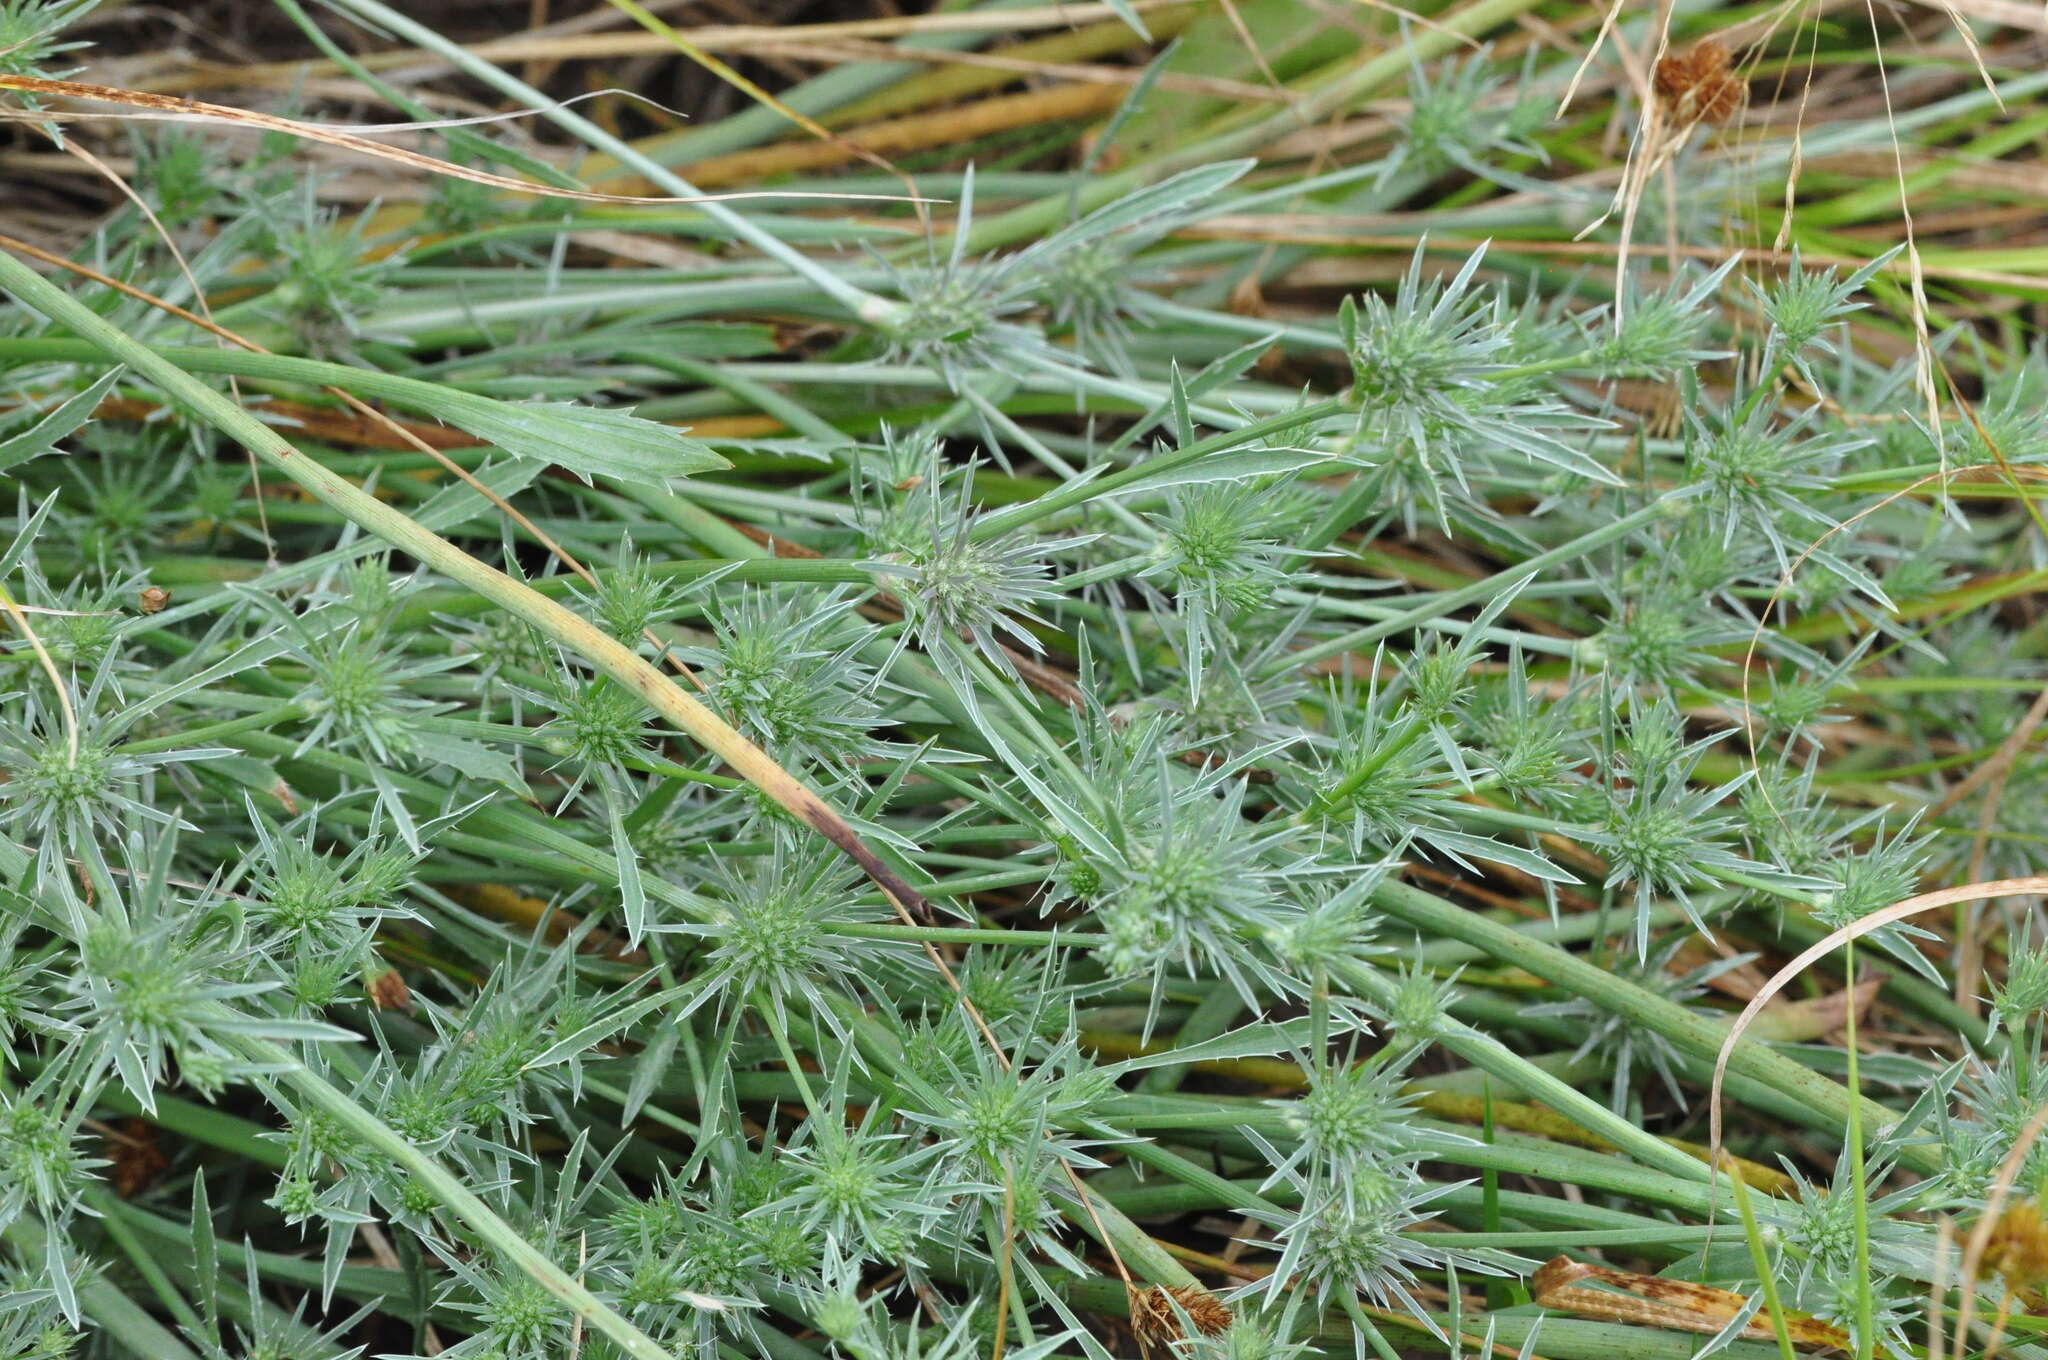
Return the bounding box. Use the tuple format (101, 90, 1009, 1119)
(1368, 878, 1928, 1172)
(4, 1216, 203, 1360)
(318, 0, 903, 326)
(1728, 1152, 1801, 1360)
(1333, 959, 1717, 1185)
(235, 1035, 679, 1360)
(1844, 938, 1876, 1360)
(1269, 497, 1677, 677)
(969, 397, 1346, 540)
(0, 243, 940, 969)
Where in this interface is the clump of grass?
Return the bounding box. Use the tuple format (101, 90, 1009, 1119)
(6, 0, 2048, 1358)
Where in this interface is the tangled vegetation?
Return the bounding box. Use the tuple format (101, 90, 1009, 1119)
(5, 0, 2048, 1357)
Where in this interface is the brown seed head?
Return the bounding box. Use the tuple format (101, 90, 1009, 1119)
(1987, 1198, 2048, 1300)
(1654, 42, 1743, 125)
(106, 1117, 169, 1199)
(367, 966, 413, 1011)
(1132, 1286, 1232, 1345)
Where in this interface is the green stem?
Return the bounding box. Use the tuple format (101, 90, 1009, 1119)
(765, 1008, 822, 1118)
(4, 1216, 203, 1360)
(1333, 959, 1715, 1185)
(84, 1187, 205, 1332)
(1728, 1154, 1800, 1360)
(1342, 1294, 1405, 1360)
(1844, 939, 1875, 1360)
(0, 240, 938, 983)
(1368, 878, 1929, 1173)
(968, 398, 1346, 540)
(625, 349, 846, 442)
(317, 0, 901, 325)
(1269, 497, 1679, 677)
(122, 702, 307, 755)
(238, 1035, 678, 1360)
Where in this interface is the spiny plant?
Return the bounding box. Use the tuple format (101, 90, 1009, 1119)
(6, 2, 2048, 1359)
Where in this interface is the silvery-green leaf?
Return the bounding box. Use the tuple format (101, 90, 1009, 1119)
(431, 390, 729, 483)
(1116, 445, 1333, 495)
(414, 456, 545, 532)
(410, 724, 528, 794)
(0, 369, 122, 473)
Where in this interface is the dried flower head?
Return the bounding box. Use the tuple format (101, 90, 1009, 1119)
(1986, 1197, 2048, 1307)
(1133, 1286, 1233, 1346)
(1654, 41, 1744, 125)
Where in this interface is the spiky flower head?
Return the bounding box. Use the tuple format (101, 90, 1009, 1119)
(1751, 247, 1894, 383)
(572, 536, 685, 647)
(1266, 1048, 1432, 1193)
(1143, 482, 1303, 613)
(1588, 259, 1735, 380)
(685, 587, 890, 770)
(1681, 396, 1865, 578)
(1341, 244, 1615, 528)
(1993, 942, 2048, 1040)
(1244, 1175, 1519, 1329)
(0, 1082, 100, 1233)
(860, 452, 1087, 680)
(1023, 161, 1251, 372)
(0, 0, 92, 88)
(264, 196, 406, 355)
(1091, 761, 1323, 1008)
(669, 833, 917, 1028)
(1383, 47, 1544, 183)
(873, 170, 1056, 390)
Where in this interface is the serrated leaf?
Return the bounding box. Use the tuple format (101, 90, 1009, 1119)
(0, 368, 122, 473)
(429, 390, 729, 483)
(455, 376, 630, 400)
(1116, 445, 1332, 495)
(620, 1023, 681, 1126)
(207, 1014, 359, 1041)
(0, 832, 28, 886)
(0, 491, 58, 581)
(524, 982, 698, 1071)
(1423, 827, 1575, 884)
(1168, 364, 1194, 447)
(1473, 409, 1624, 486)
(45, 1230, 76, 1325)
(606, 778, 648, 946)
(192, 1177, 220, 1340)
(1101, 1018, 1313, 1074)
(1045, 161, 1252, 256)
(410, 722, 528, 794)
